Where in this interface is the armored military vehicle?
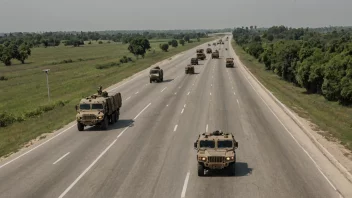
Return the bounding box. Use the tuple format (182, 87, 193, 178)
(206, 48, 212, 54)
(194, 130, 238, 176)
(75, 86, 122, 131)
(208, 43, 211, 46)
(191, 58, 198, 65)
(211, 50, 219, 59)
(226, 58, 234, 67)
(196, 49, 204, 53)
(185, 64, 195, 74)
(213, 43, 216, 46)
(197, 53, 206, 60)
(149, 66, 164, 83)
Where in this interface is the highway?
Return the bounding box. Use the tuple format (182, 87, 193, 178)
(0, 36, 351, 198)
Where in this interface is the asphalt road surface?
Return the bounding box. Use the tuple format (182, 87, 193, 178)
(0, 36, 351, 198)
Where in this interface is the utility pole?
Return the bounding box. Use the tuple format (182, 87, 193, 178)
(42, 69, 50, 101)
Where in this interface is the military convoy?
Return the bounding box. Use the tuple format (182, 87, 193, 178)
(226, 58, 234, 67)
(76, 86, 122, 131)
(206, 48, 212, 54)
(211, 50, 219, 59)
(149, 66, 164, 83)
(185, 64, 195, 74)
(194, 130, 239, 176)
(191, 58, 198, 65)
(197, 53, 206, 60)
(196, 49, 204, 53)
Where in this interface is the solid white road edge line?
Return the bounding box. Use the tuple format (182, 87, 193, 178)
(125, 96, 131, 101)
(0, 124, 75, 169)
(206, 124, 208, 133)
(134, 103, 151, 120)
(53, 152, 70, 165)
(161, 87, 167, 92)
(181, 171, 190, 198)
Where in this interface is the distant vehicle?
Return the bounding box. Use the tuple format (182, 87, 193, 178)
(194, 130, 239, 176)
(225, 48, 228, 50)
(196, 49, 204, 53)
(197, 53, 206, 60)
(208, 43, 211, 46)
(213, 43, 216, 46)
(211, 50, 219, 59)
(75, 86, 122, 131)
(226, 58, 234, 67)
(206, 48, 212, 54)
(185, 64, 195, 74)
(191, 58, 199, 65)
(149, 66, 164, 83)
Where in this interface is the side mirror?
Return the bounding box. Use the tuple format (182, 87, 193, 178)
(235, 142, 239, 149)
(194, 142, 197, 149)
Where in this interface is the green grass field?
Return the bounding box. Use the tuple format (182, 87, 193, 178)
(232, 41, 352, 151)
(0, 38, 214, 157)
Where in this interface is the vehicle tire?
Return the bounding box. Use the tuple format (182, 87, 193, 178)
(228, 163, 236, 176)
(101, 116, 108, 130)
(150, 79, 152, 83)
(77, 122, 84, 131)
(185, 71, 188, 74)
(112, 112, 117, 123)
(198, 164, 205, 176)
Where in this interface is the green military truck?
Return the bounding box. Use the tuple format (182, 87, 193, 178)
(226, 58, 234, 67)
(75, 87, 122, 131)
(149, 66, 164, 83)
(197, 53, 206, 60)
(206, 48, 212, 54)
(185, 64, 195, 74)
(194, 130, 239, 176)
(211, 50, 219, 59)
(191, 58, 198, 65)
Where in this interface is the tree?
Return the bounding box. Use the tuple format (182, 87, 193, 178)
(128, 37, 151, 58)
(184, 35, 190, 43)
(160, 43, 169, 52)
(0, 45, 13, 66)
(179, 39, 185, 46)
(168, 40, 172, 45)
(17, 44, 31, 64)
(98, 41, 103, 44)
(267, 34, 274, 41)
(171, 40, 178, 47)
(197, 37, 200, 42)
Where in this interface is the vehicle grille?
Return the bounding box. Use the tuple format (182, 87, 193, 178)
(208, 156, 224, 163)
(82, 114, 96, 120)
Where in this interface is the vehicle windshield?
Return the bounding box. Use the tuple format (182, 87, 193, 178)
(92, 104, 103, 110)
(79, 104, 90, 110)
(218, 140, 233, 148)
(150, 70, 159, 74)
(199, 140, 215, 148)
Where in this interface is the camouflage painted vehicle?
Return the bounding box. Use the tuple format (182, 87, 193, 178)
(191, 58, 198, 65)
(211, 50, 219, 59)
(196, 49, 204, 53)
(206, 48, 212, 54)
(194, 130, 239, 176)
(149, 66, 164, 83)
(226, 58, 234, 67)
(213, 43, 216, 46)
(185, 64, 195, 74)
(75, 86, 122, 131)
(197, 53, 206, 60)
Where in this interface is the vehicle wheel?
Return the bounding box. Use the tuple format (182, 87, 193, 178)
(77, 122, 84, 131)
(112, 113, 117, 123)
(101, 116, 108, 130)
(150, 79, 152, 83)
(198, 164, 205, 176)
(228, 163, 236, 176)
(185, 71, 188, 74)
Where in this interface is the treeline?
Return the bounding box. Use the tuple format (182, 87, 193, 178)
(233, 26, 352, 105)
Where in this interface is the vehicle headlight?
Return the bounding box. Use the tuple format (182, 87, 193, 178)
(226, 157, 234, 161)
(98, 116, 103, 119)
(198, 157, 206, 161)
(201, 157, 206, 161)
(77, 117, 82, 120)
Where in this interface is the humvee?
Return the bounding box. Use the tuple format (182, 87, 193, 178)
(185, 64, 195, 74)
(197, 53, 206, 60)
(206, 48, 212, 54)
(191, 58, 198, 65)
(226, 58, 234, 67)
(196, 49, 204, 53)
(149, 66, 163, 83)
(194, 130, 238, 176)
(211, 50, 219, 59)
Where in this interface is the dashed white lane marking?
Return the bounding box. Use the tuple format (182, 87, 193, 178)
(134, 103, 151, 120)
(184, 104, 186, 108)
(179, 86, 181, 89)
(175, 92, 177, 95)
(206, 124, 208, 132)
(135, 91, 139, 95)
(53, 152, 70, 165)
(232, 87, 234, 89)
(210, 92, 212, 96)
(237, 99, 239, 105)
(161, 87, 167, 92)
(211, 84, 213, 87)
(187, 92, 190, 95)
(181, 171, 190, 198)
(174, 125, 178, 132)
(234, 92, 236, 95)
(166, 104, 169, 107)
(125, 96, 131, 101)
(181, 108, 184, 114)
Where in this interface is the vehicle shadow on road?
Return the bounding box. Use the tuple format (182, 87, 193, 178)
(205, 162, 253, 177)
(82, 119, 134, 132)
(159, 79, 174, 83)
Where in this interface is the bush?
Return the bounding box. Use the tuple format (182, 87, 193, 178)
(98, 41, 103, 44)
(0, 76, 8, 81)
(88, 41, 92, 44)
(95, 62, 120, 69)
(160, 43, 169, 52)
(0, 112, 17, 127)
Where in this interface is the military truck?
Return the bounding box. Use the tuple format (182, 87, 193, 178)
(211, 50, 219, 59)
(149, 66, 164, 83)
(213, 43, 216, 46)
(194, 130, 239, 176)
(197, 53, 206, 60)
(196, 49, 204, 53)
(206, 48, 212, 54)
(75, 86, 122, 131)
(208, 43, 211, 46)
(226, 58, 234, 67)
(191, 58, 198, 65)
(185, 64, 195, 74)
